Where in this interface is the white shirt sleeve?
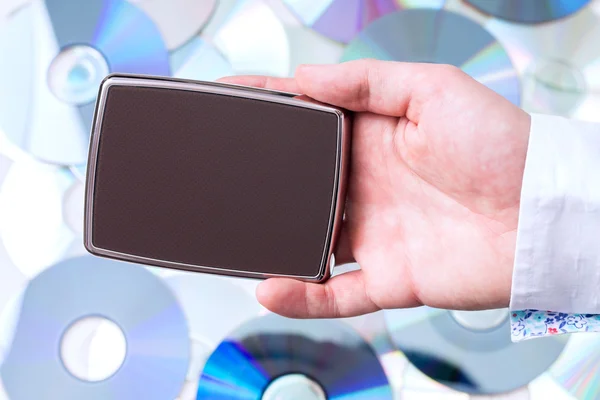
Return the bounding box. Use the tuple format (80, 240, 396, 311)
(510, 113, 600, 341)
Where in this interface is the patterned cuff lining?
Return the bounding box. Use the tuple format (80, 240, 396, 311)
(510, 310, 600, 342)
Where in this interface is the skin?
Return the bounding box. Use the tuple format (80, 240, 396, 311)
(219, 59, 531, 319)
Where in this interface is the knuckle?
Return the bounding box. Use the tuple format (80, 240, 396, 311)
(323, 285, 340, 318)
(353, 57, 377, 68)
(437, 63, 465, 79)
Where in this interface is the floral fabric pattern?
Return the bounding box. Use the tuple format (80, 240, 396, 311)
(510, 310, 600, 341)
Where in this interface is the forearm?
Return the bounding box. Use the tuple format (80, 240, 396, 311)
(510, 113, 600, 341)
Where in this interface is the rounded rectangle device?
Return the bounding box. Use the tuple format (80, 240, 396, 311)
(84, 74, 351, 282)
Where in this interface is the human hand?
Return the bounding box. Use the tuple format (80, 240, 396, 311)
(219, 59, 531, 319)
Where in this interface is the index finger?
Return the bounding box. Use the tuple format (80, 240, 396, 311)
(217, 75, 301, 94)
(295, 59, 451, 122)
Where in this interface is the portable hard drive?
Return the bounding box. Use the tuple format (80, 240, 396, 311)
(84, 74, 350, 282)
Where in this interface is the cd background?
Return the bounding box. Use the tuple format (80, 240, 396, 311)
(1, 0, 599, 399)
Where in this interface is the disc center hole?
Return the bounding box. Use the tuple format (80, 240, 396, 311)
(450, 309, 508, 331)
(47, 45, 110, 106)
(60, 316, 127, 382)
(522, 58, 586, 115)
(262, 374, 327, 400)
(530, 59, 584, 92)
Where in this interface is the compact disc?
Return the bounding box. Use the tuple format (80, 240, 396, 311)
(0, 5, 34, 158)
(199, 0, 239, 38)
(62, 178, 85, 235)
(282, 0, 445, 44)
(235, 0, 345, 77)
(170, 36, 234, 82)
(340, 308, 397, 357)
(528, 373, 574, 400)
(384, 307, 567, 394)
(0, 255, 190, 400)
(163, 273, 262, 388)
(0, 0, 30, 24)
(164, 273, 262, 348)
(212, 0, 290, 77)
(0, 155, 28, 346)
(0, 151, 9, 184)
(0, 244, 27, 368)
(126, 0, 216, 50)
(341, 310, 406, 397)
(341, 8, 521, 106)
(401, 360, 532, 399)
(399, 361, 469, 399)
(549, 333, 600, 399)
(465, 0, 591, 24)
(68, 163, 87, 183)
(197, 313, 393, 399)
(284, 24, 344, 77)
(0, 0, 169, 166)
(0, 156, 75, 278)
(0, 379, 7, 400)
(484, 5, 600, 121)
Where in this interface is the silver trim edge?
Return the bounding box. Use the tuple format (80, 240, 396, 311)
(84, 74, 350, 283)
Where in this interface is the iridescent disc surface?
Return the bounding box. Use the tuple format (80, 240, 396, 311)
(165, 273, 261, 348)
(0, 378, 7, 400)
(0, 290, 26, 369)
(0, 236, 27, 370)
(485, 5, 600, 121)
(283, 0, 445, 44)
(528, 373, 574, 400)
(0, 156, 75, 278)
(285, 24, 344, 76)
(197, 314, 393, 399)
(164, 272, 262, 392)
(0, 5, 34, 157)
(127, 0, 217, 50)
(62, 178, 85, 235)
(384, 307, 567, 394)
(0, 146, 29, 358)
(549, 333, 600, 399)
(0, 256, 190, 400)
(171, 36, 234, 81)
(466, 0, 591, 24)
(213, 0, 291, 77)
(0, 0, 31, 24)
(47, 44, 110, 105)
(0, 0, 170, 166)
(341, 8, 521, 106)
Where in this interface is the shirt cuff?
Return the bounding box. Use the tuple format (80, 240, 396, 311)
(510, 113, 600, 314)
(510, 310, 600, 342)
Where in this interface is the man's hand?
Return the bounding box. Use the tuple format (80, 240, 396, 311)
(219, 59, 531, 319)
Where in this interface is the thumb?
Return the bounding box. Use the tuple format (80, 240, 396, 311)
(295, 59, 441, 122)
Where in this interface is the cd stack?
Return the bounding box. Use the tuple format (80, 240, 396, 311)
(1, 0, 600, 399)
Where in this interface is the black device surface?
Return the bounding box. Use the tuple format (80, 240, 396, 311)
(84, 74, 350, 282)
